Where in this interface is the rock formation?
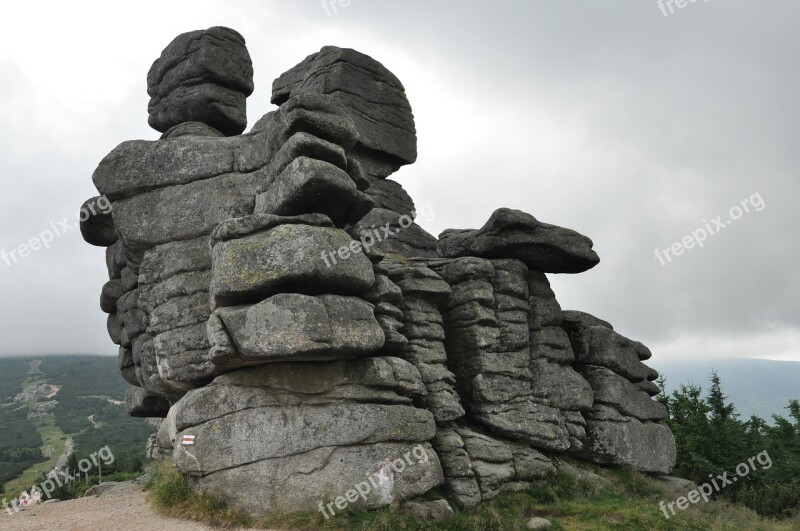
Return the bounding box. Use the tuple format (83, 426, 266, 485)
(80, 27, 676, 518)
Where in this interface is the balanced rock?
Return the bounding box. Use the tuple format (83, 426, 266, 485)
(438, 208, 600, 273)
(147, 27, 254, 136)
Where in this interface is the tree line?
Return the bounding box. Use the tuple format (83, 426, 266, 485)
(658, 372, 800, 518)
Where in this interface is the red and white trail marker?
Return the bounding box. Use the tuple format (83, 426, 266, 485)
(181, 435, 196, 446)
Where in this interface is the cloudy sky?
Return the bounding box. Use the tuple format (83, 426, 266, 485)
(0, 1, 797, 364)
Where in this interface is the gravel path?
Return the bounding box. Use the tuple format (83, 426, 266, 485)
(53, 436, 74, 470)
(0, 483, 259, 531)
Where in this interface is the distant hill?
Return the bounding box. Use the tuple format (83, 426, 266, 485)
(649, 358, 800, 422)
(0, 355, 151, 498)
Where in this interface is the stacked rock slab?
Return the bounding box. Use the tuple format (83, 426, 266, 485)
(81, 26, 676, 518)
(432, 257, 573, 451)
(527, 271, 594, 452)
(561, 311, 675, 473)
(147, 27, 254, 136)
(168, 360, 442, 516)
(382, 260, 463, 422)
(418, 211, 596, 504)
(188, 82, 445, 517)
(272, 46, 438, 258)
(370, 256, 560, 506)
(433, 210, 599, 455)
(94, 99, 269, 408)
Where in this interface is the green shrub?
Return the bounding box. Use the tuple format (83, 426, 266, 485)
(727, 483, 800, 519)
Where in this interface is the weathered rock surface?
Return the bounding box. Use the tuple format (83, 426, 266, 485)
(212, 294, 384, 364)
(560, 312, 672, 470)
(176, 401, 433, 475)
(384, 261, 464, 422)
(210, 216, 374, 306)
(581, 365, 668, 421)
(560, 310, 613, 359)
(169, 360, 441, 515)
(364, 178, 416, 218)
(580, 419, 676, 474)
(93, 135, 259, 200)
(111, 172, 257, 251)
(255, 156, 358, 219)
(160, 121, 225, 139)
(195, 442, 442, 517)
(581, 326, 651, 383)
(432, 257, 592, 455)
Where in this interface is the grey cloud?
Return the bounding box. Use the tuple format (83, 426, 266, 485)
(0, 1, 797, 361)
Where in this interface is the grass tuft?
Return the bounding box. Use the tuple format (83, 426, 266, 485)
(144, 461, 253, 529)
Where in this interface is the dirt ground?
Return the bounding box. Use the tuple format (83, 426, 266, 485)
(0, 483, 258, 531)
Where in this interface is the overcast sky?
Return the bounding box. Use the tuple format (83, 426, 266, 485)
(0, 1, 797, 364)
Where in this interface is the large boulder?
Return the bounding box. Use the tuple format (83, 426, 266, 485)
(92, 135, 262, 200)
(171, 360, 442, 515)
(195, 442, 442, 517)
(255, 156, 358, 220)
(147, 27, 254, 136)
(175, 402, 434, 475)
(272, 46, 416, 168)
(210, 215, 374, 307)
(581, 419, 676, 474)
(81, 28, 680, 516)
(438, 208, 600, 273)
